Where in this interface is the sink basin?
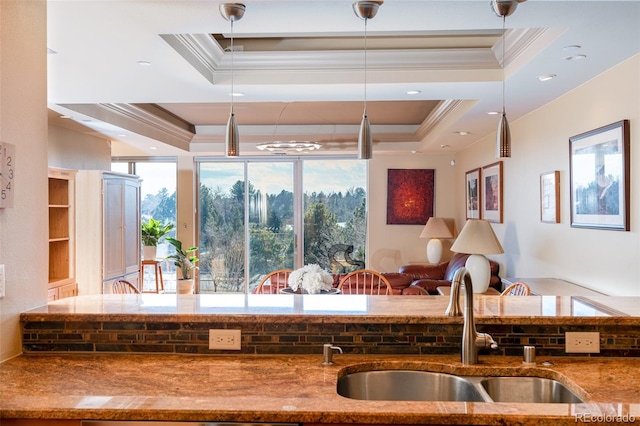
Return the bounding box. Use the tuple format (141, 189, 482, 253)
(337, 370, 585, 404)
(337, 370, 486, 401)
(480, 377, 584, 403)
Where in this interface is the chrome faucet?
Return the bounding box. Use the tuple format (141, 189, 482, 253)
(322, 343, 343, 365)
(445, 267, 498, 364)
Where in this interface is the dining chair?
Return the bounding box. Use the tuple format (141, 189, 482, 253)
(501, 281, 531, 296)
(112, 279, 142, 294)
(337, 269, 393, 295)
(254, 269, 293, 294)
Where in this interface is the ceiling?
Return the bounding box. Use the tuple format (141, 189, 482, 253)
(46, 1, 640, 157)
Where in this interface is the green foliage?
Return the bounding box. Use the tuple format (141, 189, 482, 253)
(141, 218, 174, 246)
(166, 237, 199, 279)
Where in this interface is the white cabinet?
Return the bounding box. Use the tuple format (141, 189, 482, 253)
(76, 171, 141, 294)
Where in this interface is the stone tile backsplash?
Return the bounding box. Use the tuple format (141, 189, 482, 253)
(22, 320, 640, 357)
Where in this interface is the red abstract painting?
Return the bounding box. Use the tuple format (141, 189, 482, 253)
(387, 169, 435, 225)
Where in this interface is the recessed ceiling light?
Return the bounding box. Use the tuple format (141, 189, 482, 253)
(137, 60, 151, 66)
(406, 90, 421, 95)
(149, 146, 158, 150)
(440, 144, 450, 148)
(538, 74, 557, 82)
(565, 54, 587, 61)
(563, 45, 582, 51)
(231, 92, 245, 97)
(118, 134, 127, 137)
(487, 111, 501, 115)
(454, 131, 470, 136)
(59, 115, 71, 119)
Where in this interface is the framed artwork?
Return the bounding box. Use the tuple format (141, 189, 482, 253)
(540, 171, 560, 223)
(569, 120, 630, 230)
(386, 169, 435, 225)
(481, 161, 503, 223)
(465, 168, 481, 219)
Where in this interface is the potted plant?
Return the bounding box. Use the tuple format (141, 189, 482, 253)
(141, 218, 174, 260)
(166, 237, 199, 294)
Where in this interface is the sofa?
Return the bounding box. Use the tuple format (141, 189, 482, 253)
(396, 253, 502, 295)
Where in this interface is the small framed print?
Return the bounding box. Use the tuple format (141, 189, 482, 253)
(465, 168, 481, 219)
(569, 120, 630, 230)
(540, 171, 560, 223)
(481, 161, 503, 223)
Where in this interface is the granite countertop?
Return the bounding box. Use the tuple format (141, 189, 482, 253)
(2, 353, 639, 425)
(21, 293, 640, 325)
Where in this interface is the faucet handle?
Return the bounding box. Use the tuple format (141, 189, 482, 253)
(322, 343, 343, 365)
(477, 333, 498, 351)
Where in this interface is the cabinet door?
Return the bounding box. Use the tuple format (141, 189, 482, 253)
(123, 179, 141, 275)
(103, 178, 125, 279)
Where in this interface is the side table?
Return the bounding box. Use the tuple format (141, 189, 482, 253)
(141, 260, 164, 293)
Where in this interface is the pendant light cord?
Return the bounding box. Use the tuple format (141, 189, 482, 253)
(502, 15, 506, 113)
(364, 17, 368, 114)
(230, 19, 235, 115)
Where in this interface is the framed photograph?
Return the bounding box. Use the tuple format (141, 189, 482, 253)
(569, 120, 630, 230)
(540, 171, 560, 223)
(386, 169, 435, 225)
(465, 168, 481, 219)
(481, 161, 503, 223)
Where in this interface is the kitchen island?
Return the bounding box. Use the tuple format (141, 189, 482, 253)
(4, 293, 640, 425)
(1, 353, 639, 425)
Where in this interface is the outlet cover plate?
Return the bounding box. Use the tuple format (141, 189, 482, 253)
(209, 329, 241, 350)
(565, 331, 600, 353)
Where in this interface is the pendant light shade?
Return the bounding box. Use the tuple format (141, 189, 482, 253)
(358, 113, 372, 159)
(353, 1, 382, 160)
(226, 112, 239, 157)
(220, 3, 245, 157)
(496, 110, 511, 158)
(491, 0, 520, 17)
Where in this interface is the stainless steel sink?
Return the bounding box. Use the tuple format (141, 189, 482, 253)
(337, 370, 486, 401)
(337, 370, 585, 403)
(480, 377, 584, 403)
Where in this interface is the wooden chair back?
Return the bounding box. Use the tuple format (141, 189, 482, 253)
(112, 279, 141, 294)
(501, 281, 531, 296)
(338, 269, 393, 295)
(254, 269, 292, 294)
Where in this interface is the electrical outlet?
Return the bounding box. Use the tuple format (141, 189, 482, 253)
(565, 332, 600, 353)
(0, 264, 5, 298)
(209, 329, 241, 350)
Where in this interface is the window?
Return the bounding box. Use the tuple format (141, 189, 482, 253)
(112, 160, 177, 291)
(197, 157, 366, 294)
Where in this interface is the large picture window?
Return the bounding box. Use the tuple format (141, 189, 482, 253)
(197, 158, 367, 293)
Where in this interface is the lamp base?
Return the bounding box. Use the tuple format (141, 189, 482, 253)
(465, 254, 491, 293)
(426, 239, 443, 264)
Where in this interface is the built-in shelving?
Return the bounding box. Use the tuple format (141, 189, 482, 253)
(48, 168, 78, 301)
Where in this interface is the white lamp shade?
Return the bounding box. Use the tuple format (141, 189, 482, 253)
(426, 238, 444, 264)
(450, 219, 504, 255)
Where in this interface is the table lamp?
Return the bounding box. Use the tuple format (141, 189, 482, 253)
(419, 217, 455, 264)
(450, 219, 504, 293)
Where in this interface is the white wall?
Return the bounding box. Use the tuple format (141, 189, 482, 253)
(368, 152, 457, 272)
(49, 124, 112, 170)
(456, 54, 640, 296)
(0, 0, 48, 361)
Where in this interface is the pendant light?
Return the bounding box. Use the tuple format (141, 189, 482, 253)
(492, 0, 522, 159)
(353, 1, 382, 160)
(219, 3, 246, 157)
